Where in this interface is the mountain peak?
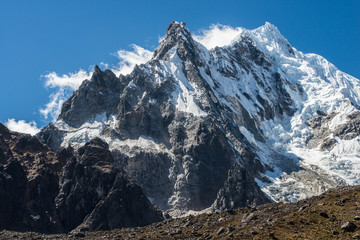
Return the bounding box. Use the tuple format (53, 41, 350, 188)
(94, 65, 102, 73)
(257, 22, 286, 43)
(153, 21, 195, 60)
(231, 21, 294, 56)
(263, 22, 277, 31)
(165, 21, 190, 38)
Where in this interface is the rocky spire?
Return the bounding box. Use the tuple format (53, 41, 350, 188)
(152, 21, 200, 63)
(94, 64, 102, 74)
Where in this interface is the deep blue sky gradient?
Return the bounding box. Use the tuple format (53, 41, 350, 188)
(0, 0, 359, 126)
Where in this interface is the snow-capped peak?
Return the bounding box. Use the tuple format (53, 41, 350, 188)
(39, 21, 360, 216)
(153, 21, 194, 60)
(234, 22, 294, 58)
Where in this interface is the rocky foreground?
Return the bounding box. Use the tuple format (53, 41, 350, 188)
(2, 185, 360, 239)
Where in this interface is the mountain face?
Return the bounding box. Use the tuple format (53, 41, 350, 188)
(36, 21, 360, 217)
(0, 123, 163, 233)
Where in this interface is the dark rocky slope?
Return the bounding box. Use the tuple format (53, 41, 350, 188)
(2, 185, 360, 239)
(0, 123, 163, 233)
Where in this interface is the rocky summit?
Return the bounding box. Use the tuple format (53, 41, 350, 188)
(2, 20, 360, 236)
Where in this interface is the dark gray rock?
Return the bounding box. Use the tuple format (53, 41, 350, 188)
(58, 66, 123, 127)
(0, 159, 27, 230)
(0, 125, 163, 233)
(334, 111, 360, 140)
(341, 221, 357, 232)
(0, 135, 12, 164)
(307, 111, 360, 151)
(56, 138, 163, 232)
(216, 227, 225, 235)
(320, 137, 337, 151)
(153, 21, 204, 66)
(37, 123, 65, 151)
(74, 173, 163, 232)
(0, 123, 11, 139)
(12, 134, 48, 154)
(0, 141, 63, 233)
(212, 164, 271, 211)
(319, 212, 329, 218)
(306, 112, 336, 149)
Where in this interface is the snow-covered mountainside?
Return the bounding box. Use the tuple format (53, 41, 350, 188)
(38, 21, 360, 216)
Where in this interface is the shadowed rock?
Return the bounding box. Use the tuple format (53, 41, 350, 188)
(0, 127, 163, 233)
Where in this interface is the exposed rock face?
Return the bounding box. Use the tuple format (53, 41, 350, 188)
(307, 110, 360, 151)
(74, 173, 164, 232)
(0, 137, 12, 163)
(333, 111, 360, 140)
(306, 112, 337, 150)
(59, 67, 122, 127)
(0, 159, 27, 230)
(0, 126, 163, 233)
(212, 164, 270, 211)
(36, 123, 65, 151)
(56, 138, 163, 232)
(0, 123, 13, 163)
(0, 126, 64, 233)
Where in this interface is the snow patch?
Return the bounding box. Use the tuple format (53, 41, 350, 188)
(58, 113, 115, 148)
(160, 49, 207, 117)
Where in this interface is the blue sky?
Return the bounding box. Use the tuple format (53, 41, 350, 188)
(0, 0, 359, 132)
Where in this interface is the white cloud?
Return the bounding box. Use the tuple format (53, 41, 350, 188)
(112, 44, 153, 76)
(193, 24, 244, 49)
(40, 69, 93, 122)
(40, 90, 69, 122)
(44, 69, 93, 90)
(5, 119, 40, 135)
(40, 44, 153, 122)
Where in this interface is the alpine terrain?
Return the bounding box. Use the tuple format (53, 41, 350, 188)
(1, 21, 360, 233)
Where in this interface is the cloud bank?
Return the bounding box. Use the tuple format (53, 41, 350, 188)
(40, 69, 93, 122)
(5, 119, 40, 135)
(193, 24, 244, 49)
(112, 44, 153, 76)
(44, 69, 93, 90)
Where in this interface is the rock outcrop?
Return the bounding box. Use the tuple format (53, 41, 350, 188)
(212, 164, 270, 211)
(0, 125, 163, 233)
(56, 138, 163, 232)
